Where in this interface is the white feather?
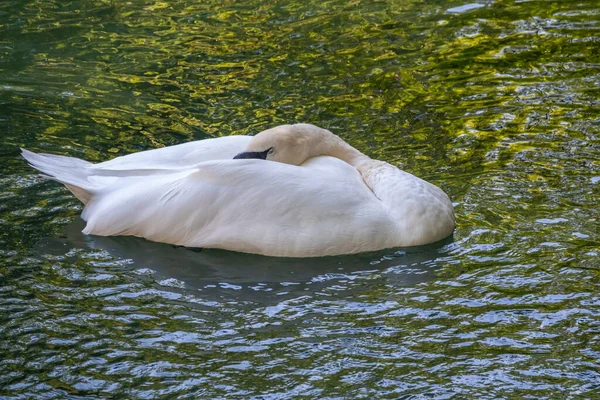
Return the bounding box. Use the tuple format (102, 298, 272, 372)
(22, 125, 454, 257)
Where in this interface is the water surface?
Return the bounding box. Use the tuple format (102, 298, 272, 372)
(1, 0, 599, 398)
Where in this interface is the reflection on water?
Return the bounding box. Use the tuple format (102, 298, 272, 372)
(36, 219, 451, 302)
(1, 0, 599, 397)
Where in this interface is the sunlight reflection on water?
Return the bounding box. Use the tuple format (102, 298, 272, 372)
(1, 0, 599, 397)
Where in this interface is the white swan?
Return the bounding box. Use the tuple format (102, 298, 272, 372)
(22, 123, 454, 257)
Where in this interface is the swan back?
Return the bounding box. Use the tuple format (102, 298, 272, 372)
(82, 157, 399, 257)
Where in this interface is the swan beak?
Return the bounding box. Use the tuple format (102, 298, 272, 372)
(233, 150, 269, 160)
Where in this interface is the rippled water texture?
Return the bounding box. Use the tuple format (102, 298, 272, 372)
(1, 0, 599, 398)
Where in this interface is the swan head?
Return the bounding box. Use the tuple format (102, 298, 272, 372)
(233, 123, 334, 166)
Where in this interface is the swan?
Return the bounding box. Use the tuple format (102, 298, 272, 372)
(22, 123, 454, 257)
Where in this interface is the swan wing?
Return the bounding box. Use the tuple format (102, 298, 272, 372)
(82, 156, 398, 257)
(23, 136, 254, 201)
(92, 135, 252, 172)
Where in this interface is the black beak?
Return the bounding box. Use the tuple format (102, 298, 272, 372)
(233, 149, 270, 160)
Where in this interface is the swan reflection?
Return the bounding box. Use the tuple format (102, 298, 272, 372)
(36, 218, 455, 304)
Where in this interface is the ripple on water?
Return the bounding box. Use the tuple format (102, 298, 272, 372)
(1, 0, 600, 398)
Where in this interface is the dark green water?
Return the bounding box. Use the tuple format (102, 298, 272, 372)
(1, 0, 599, 398)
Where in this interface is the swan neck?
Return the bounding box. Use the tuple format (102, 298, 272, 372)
(321, 134, 371, 169)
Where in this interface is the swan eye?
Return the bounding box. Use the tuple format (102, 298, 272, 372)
(267, 147, 275, 155)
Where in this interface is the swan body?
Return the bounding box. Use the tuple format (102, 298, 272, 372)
(92, 135, 253, 172)
(22, 124, 454, 257)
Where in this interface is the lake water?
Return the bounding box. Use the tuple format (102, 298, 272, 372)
(1, 0, 599, 398)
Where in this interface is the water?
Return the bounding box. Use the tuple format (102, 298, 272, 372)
(1, 0, 599, 398)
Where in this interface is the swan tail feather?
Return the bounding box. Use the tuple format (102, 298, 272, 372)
(21, 148, 96, 204)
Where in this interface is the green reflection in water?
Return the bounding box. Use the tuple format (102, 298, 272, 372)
(0, 0, 599, 398)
